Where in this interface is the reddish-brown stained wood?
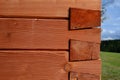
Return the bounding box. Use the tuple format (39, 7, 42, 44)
(0, 18, 101, 49)
(70, 8, 101, 29)
(0, 0, 101, 18)
(0, 50, 68, 80)
(69, 60, 101, 80)
(70, 40, 91, 61)
(70, 72, 78, 80)
(91, 43, 100, 60)
(70, 40, 100, 61)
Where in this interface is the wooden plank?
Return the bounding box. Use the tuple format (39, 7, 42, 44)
(69, 60, 101, 80)
(70, 40, 92, 61)
(0, 0, 101, 18)
(0, 50, 68, 80)
(70, 40, 100, 61)
(70, 8, 101, 29)
(0, 18, 101, 49)
(91, 43, 100, 60)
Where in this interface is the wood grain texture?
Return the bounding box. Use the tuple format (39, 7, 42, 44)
(70, 40, 100, 61)
(91, 43, 100, 60)
(69, 60, 101, 80)
(0, 0, 101, 18)
(70, 8, 101, 29)
(0, 18, 101, 49)
(70, 72, 78, 80)
(0, 50, 68, 80)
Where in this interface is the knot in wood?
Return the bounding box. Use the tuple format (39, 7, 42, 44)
(64, 63, 72, 72)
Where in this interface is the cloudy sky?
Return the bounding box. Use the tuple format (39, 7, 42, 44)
(101, 0, 120, 40)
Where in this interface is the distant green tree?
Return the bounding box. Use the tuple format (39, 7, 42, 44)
(101, 40, 120, 53)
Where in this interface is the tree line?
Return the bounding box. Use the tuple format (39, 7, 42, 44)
(101, 40, 120, 53)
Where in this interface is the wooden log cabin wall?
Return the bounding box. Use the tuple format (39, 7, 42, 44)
(0, 0, 101, 80)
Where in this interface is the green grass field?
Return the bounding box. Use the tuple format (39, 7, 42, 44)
(101, 52, 120, 80)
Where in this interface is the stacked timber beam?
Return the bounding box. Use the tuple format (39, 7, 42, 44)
(0, 0, 101, 80)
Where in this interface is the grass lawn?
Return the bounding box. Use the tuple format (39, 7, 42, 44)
(101, 52, 120, 80)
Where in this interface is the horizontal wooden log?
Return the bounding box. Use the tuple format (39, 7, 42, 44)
(0, 18, 101, 49)
(70, 40, 100, 61)
(0, 0, 101, 18)
(70, 8, 101, 29)
(0, 50, 68, 80)
(69, 60, 101, 80)
(91, 43, 100, 60)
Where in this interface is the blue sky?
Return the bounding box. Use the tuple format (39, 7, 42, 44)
(101, 0, 120, 40)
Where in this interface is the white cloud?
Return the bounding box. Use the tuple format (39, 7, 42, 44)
(102, 29, 107, 33)
(109, 30, 115, 34)
(102, 37, 114, 40)
(102, 29, 116, 34)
